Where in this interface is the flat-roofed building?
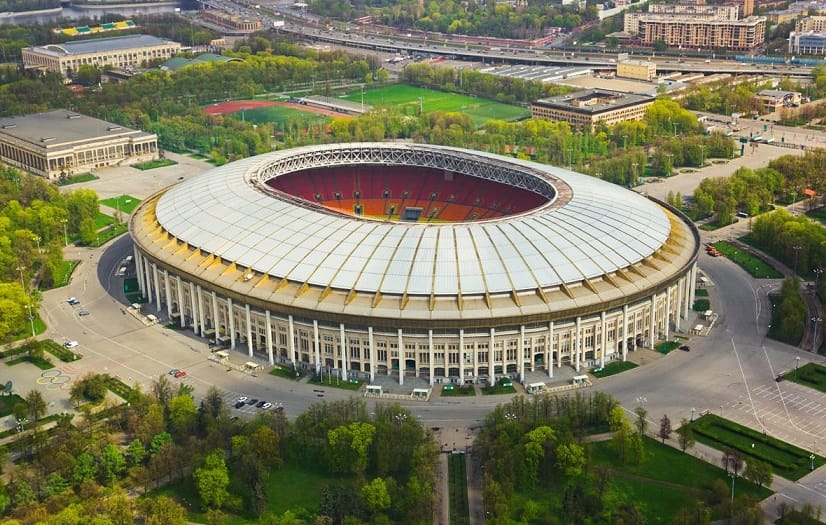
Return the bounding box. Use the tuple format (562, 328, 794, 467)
(617, 59, 656, 81)
(530, 89, 655, 131)
(624, 4, 739, 34)
(202, 10, 262, 32)
(0, 109, 158, 179)
(22, 34, 181, 78)
(755, 89, 802, 110)
(789, 30, 826, 54)
(636, 15, 766, 50)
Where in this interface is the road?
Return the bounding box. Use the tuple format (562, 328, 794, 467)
(37, 150, 826, 517)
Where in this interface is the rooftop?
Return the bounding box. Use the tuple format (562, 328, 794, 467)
(30, 34, 177, 57)
(533, 89, 654, 114)
(0, 109, 151, 148)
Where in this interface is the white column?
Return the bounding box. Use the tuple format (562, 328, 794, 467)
(688, 263, 697, 305)
(228, 298, 236, 349)
(176, 276, 185, 328)
(489, 328, 495, 380)
(623, 304, 629, 361)
(519, 325, 525, 383)
(428, 329, 434, 386)
(676, 278, 683, 328)
(665, 287, 672, 341)
(211, 291, 219, 345)
(313, 320, 321, 373)
(197, 286, 206, 337)
(683, 272, 692, 319)
(459, 329, 465, 384)
(600, 311, 607, 367)
(189, 284, 199, 334)
(245, 304, 253, 357)
(368, 326, 375, 383)
(288, 314, 296, 366)
(650, 295, 657, 348)
(548, 322, 554, 378)
(135, 252, 145, 295)
(163, 269, 172, 316)
(143, 257, 153, 302)
(575, 316, 581, 372)
(152, 265, 161, 307)
(339, 323, 347, 380)
(265, 310, 274, 365)
(397, 329, 404, 386)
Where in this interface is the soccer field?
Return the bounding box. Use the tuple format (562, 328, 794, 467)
(243, 105, 330, 127)
(340, 84, 530, 126)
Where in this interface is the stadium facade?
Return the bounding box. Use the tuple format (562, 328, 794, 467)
(129, 143, 699, 385)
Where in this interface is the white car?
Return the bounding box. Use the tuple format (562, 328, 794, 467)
(236, 396, 248, 403)
(67, 297, 79, 305)
(63, 341, 79, 349)
(262, 402, 273, 409)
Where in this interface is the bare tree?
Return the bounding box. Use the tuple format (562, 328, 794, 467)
(677, 418, 695, 453)
(25, 389, 47, 422)
(658, 414, 672, 443)
(634, 406, 648, 436)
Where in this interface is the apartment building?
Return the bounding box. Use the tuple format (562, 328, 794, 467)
(637, 16, 766, 50)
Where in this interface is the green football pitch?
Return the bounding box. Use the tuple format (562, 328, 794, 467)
(242, 105, 330, 127)
(340, 84, 530, 126)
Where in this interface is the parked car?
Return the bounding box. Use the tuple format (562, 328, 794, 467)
(168, 368, 179, 376)
(63, 341, 79, 349)
(173, 370, 187, 378)
(256, 400, 268, 408)
(246, 398, 259, 406)
(234, 401, 245, 409)
(67, 297, 79, 305)
(680, 345, 690, 352)
(236, 396, 248, 403)
(78, 310, 90, 316)
(262, 402, 273, 409)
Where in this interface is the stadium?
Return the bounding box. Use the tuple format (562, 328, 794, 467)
(129, 143, 700, 386)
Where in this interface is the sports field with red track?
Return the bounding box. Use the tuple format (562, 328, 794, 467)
(203, 100, 280, 115)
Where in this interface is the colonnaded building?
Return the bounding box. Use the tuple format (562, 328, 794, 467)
(129, 143, 700, 385)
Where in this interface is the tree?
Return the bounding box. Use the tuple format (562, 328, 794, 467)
(167, 394, 198, 438)
(152, 375, 174, 407)
(100, 443, 126, 486)
(24, 389, 46, 422)
(327, 422, 376, 476)
(360, 477, 391, 514)
(555, 443, 586, 479)
(634, 406, 648, 436)
(193, 450, 230, 510)
(659, 414, 672, 443)
(73, 452, 98, 486)
(677, 418, 695, 453)
(744, 458, 773, 488)
(141, 496, 187, 525)
(126, 439, 147, 468)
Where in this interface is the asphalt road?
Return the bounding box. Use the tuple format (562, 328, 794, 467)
(36, 151, 826, 515)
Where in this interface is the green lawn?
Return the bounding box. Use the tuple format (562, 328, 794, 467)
(244, 105, 330, 128)
(0, 395, 26, 418)
(42, 339, 81, 362)
(57, 173, 98, 185)
(132, 159, 177, 170)
(155, 462, 355, 524)
(91, 224, 129, 247)
(94, 212, 114, 229)
(308, 374, 363, 390)
(695, 288, 709, 297)
(481, 380, 516, 395)
(441, 385, 476, 397)
(99, 195, 141, 214)
(782, 362, 826, 394)
(712, 242, 782, 278)
(656, 341, 681, 354)
(51, 260, 79, 288)
(689, 414, 825, 480)
(589, 437, 772, 523)
(6, 355, 54, 370)
(448, 454, 470, 525)
(591, 360, 638, 378)
(693, 299, 711, 312)
(340, 84, 530, 126)
(269, 366, 305, 380)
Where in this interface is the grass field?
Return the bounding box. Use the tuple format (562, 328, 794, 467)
(712, 242, 782, 278)
(132, 159, 177, 170)
(99, 195, 141, 214)
(591, 360, 638, 378)
(51, 260, 78, 288)
(156, 462, 355, 524)
(441, 385, 476, 397)
(448, 454, 470, 525)
(784, 362, 826, 394)
(340, 84, 530, 126)
(689, 414, 824, 480)
(243, 105, 330, 128)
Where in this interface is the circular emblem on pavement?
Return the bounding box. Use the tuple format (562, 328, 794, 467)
(36, 369, 71, 390)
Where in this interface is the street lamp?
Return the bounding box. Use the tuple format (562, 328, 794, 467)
(16, 266, 25, 292)
(812, 453, 816, 471)
(24, 304, 35, 338)
(814, 267, 823, 288)
(795, 356, 801, 376)
(31, 235, 41, 254)
(729, 471, 736, 506)
(60, 218, 68, 247)
(812, 317, 822, 352)
(699, 144, 706, 167)
(691, 407, 695, 422)
(793, 244, 802, 277)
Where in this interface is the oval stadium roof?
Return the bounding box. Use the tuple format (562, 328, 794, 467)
(154, 143, 671, 297)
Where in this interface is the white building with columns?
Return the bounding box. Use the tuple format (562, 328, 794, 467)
(129, 143, 699, 386)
